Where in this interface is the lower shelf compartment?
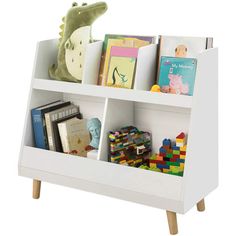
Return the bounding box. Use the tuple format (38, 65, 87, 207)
(19, 145, 184, 213)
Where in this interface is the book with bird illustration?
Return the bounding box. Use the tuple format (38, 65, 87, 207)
(98, 34, 155, 85)
(106, 46, 139, 89)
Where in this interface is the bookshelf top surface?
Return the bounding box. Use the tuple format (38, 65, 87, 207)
(33, 78, 192, 108)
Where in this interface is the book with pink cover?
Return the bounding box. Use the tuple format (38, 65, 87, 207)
(106, 46, 139, 89)
(98, 34, 155, 85)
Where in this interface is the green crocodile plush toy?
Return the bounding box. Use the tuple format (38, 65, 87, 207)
(49, 2, 108, 82)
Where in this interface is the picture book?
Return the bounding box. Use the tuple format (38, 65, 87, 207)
(44, 104, 79, 151)
(58, 118, 90, 157)
(106, 46, 138, 89)
(158, 57, 197, 96)
(159, 35, 213, 59)
(31, 101, 71, 149)
(157, 35, 212, 79)
(98, 34, 156, 85)
(52, 112, 82, 152)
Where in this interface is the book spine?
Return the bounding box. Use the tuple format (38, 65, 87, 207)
(58, 123, 70, 154)
(31, 109, 48, 149)
(45, 113, 55, 151)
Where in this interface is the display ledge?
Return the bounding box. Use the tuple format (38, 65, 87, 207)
(33, 78, 193, 108)
(19, 145, 185, 213)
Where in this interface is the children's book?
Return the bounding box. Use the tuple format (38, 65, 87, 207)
(157, 35, 212, 80)
(52, 112, 82, 152)
(31, 101, 71, 149)
(58, 118, 90, 157)
(159, 35, 213, 59)
(158, 57, 197, 96)
(44, 104, 79, 151)
(98, 34, 156, 85)
(106, 46, 139, 89)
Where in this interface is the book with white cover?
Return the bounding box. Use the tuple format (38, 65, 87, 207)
(44, 104, 79, 151)
(58, 118, 90, 157)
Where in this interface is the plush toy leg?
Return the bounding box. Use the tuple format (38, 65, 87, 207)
(166, 211, 178, 235)
(197, 198, 205, 212)
(32, 179, 41, 199)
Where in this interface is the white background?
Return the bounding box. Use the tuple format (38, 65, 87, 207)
(0, 0, 234, 235)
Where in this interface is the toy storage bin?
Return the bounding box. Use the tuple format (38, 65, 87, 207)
(22, 88, 106, 160)
(99, 98, 191, 162)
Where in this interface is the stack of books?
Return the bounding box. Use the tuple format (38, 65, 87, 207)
(31, 100, 90, 157)
(98, 34, 156, 89)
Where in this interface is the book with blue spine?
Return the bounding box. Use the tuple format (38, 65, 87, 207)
(31, 101, 71, 149)
(158, 57, 197, 96)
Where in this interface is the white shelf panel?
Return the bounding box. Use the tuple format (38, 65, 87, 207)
(33, 78, 192, 108)
(19, 145, 184, 213)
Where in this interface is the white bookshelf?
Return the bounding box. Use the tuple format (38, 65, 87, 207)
(18, 39, 218, 235)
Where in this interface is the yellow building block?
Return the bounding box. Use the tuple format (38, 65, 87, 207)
(180, 145, 187, 151)
(180, 155, 186, 159)
(150, 163, 157, 168)
(176, 138, 184, 143)
(180, 163, 185, 170)
(163, 168, 169, 173)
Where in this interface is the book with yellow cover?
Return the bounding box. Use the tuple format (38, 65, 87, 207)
(98, 34, 155, 85)
(106, 46, 139, 89)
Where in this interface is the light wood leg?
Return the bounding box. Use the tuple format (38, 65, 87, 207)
(32, 179, 41, 199)
(197, 198, 205, 212)
(166, 211, 178, 235)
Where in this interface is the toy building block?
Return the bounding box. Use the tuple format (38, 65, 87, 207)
(150, 162, 157, 168)
(176, 142, 184, 147)
(156, 155, 163, 161)
(163, 168, 170, 173)
(180, 155, 185, 159)
(163, 139, 171, 148)
(180, 145, 187, 151)
(172, 145, 180, 151)
(180, 151, 186, 155)
(166, 153, 173, 158)
(173, 150, 180, 155)
(157, 164, 170, 169)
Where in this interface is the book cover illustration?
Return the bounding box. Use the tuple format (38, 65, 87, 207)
(98, 34, 155, 85)
(158, 57, 197, 96)
(58, 118, 90, 157)
(159, 35, 212, 59)
(106, 46, 139, 89)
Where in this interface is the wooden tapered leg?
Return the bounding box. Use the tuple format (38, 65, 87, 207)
(197, 198, 205, 212)
(32, 179, 41, 199)
(166, 211, 178, 235)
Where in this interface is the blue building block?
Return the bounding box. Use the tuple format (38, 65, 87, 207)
(163, 139, 171, 147)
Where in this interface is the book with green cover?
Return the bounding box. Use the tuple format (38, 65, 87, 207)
(158, 57, 197, 96)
